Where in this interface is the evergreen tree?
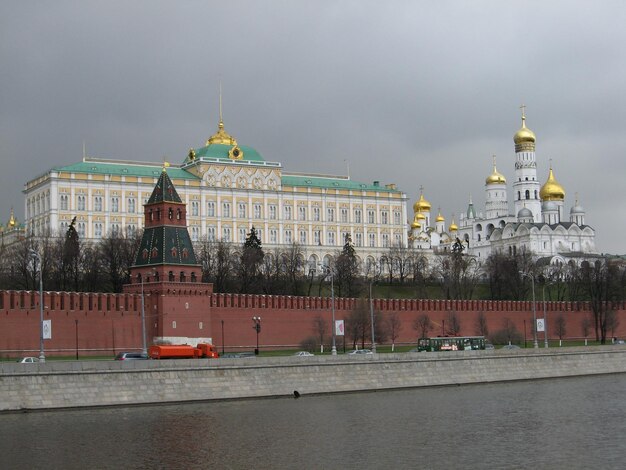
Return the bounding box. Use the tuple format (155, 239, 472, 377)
(334, 234, 361, 297)
(239, 226, 264, 293)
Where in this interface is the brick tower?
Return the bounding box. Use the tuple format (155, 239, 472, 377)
(124, 165, 213, 346)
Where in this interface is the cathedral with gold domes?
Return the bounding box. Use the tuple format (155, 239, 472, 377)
(408, 109, 596, 265)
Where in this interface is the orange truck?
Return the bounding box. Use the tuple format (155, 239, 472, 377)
(149, 343, 219, 359)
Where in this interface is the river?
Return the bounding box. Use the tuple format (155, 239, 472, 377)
(1, 374, 624, 469)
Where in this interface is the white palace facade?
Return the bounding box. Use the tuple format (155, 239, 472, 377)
(23, 115, 408, 273)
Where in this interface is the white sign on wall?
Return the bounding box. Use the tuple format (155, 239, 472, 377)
(42, 319, 52, 339)
(335, 320, 345, 336)
(536, 318, 545, 333)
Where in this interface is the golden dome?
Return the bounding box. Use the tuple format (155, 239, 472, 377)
(449, 216, 458, 232)
(540, 167, 565, 201)
(513, 107, 536, 152)
(413, 191, 431, 213)
(206, 119, 237, 146)
(436, 211, 445, 223)
(416, 212, 426, 220)
(485, 157, 506, 185)
(411, 212, 423, 229)
(411, 220, 421, 230)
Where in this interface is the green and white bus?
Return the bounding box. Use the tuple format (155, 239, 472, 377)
(417, 336, 486, 352)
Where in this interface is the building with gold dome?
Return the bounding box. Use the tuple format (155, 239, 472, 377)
(0, 208, 25, 247)
(408, 109, 596, 265)
(22, 108, 408, 273)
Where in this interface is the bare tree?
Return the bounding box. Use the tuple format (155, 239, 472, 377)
(605, 310, 620, 341)
(432, 241, 481, 300)
(281, 243, 305, 295)
(386, 311, 402, 351)
(491, 317, 522, 345)
(312, 314, 328, 353)
(413, 313, 433, 340)
(446, 310, 461, 336)
(581, 316, 592, 345)
(475, 311, 489, 337)
(554, 314, 567, 346)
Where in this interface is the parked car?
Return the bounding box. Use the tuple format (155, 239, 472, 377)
(293, 351, 314, 357)
(501, 344, 521, 350)
(17, 357, 40, 363)
(115, 352, 149, 360)
(613, 339, 625, 345)
(347, 349, 373, 355)
(484, 343, 495, 350)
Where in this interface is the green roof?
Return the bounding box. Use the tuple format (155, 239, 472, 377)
(147, 170, 183, 204)
(188, 143, 265, 163)
(134, 225, 199, 267)
(54, 160, 199, 180)
(281, 175, 401, 192)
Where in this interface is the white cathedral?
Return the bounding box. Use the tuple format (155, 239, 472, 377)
(408, 109, 596, 265)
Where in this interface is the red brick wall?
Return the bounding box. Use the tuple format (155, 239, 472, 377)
(1, 289, 625, 357)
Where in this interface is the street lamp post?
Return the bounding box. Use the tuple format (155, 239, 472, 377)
(252, 316, 261, 355)
(320, 265, 338, 355)
(75, 319, 79, 360)
(30, 250, 46, 362)
(369, 280, 376, 353)
(521, 272, 539, 348)
(140, 275, 147, 356)
(542, 284, 549, 348)
(221, 319, 225, 354)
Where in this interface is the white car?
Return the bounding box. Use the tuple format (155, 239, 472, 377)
(17, 357, 40, 363)
(293, 351, 314, 357)
(347, 349, 373, 355)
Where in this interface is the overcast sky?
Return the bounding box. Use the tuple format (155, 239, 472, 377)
(1, 1, 625, 253)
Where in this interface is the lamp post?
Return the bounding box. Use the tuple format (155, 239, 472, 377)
(29, 250, 46, 362)
(369, 279, 376, 353)
(75, 319, 79, 360)
(252, 316, 261, 355)
(140, 275, 147, 356)
(521, 272, 539, 348)
(320, 264, 337, 355)
(542, 284, 549, 348)
(221, 319, 225, 354)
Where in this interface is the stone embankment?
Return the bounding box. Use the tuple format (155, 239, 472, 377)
(1, 346, 625, 412)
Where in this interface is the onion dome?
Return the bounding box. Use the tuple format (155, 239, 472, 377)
(416, 212, 426, 221)
(570, 195, 585, 215)
(436, 211, 445, 223)
(449, 216, 458, 232)
(413, 190, 431, 213)
(513, 108, 536, 152)
(8, 208, 16, 228)
(485, 157, 506, 185)
(540, 167, 565, 201)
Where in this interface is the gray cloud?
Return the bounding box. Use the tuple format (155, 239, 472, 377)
(1, 0, 625, 253)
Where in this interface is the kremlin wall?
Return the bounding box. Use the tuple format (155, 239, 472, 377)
(1, 288, 625, 358)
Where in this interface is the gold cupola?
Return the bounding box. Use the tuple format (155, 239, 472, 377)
(413, 188, 431, 213)
(513, 106, 536, 152)
(8, 207, 16, 227)
(436, 210, 445, 223)
(449, 216, 458, 232)
(540, 167, 565, 201)
(485, 156, 506, 185)
(410, 212, 422, 229)
(206, 119, 237, 146)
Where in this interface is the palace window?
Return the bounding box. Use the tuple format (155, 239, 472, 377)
(207, 201, 215, 217)
(299, 230, 307, 244)
(222, 227, 231, 242)
(239, 228, 247, 243)
(313, 207, 320, 221)
(238, 203, 246, 218)
(60, 195, 69, 211)
(327, 208, 335, 222)
(269, 204, 277, 220)
(128, 198, 136, 214)
(381, 211, 389, 225)
(207, 226, 216, 241)
(94, 223, 103, 238)
(394, 211, 401, 225)
(94, 196, 102, 212)
(111, 197, 119, 213)
(222, 202, 231, 218)
(284, 205, 292, 220)
(314, 230, 321, 245)
(285, 230, 292, 244)
(77, 195, 86, 211)
(254, 203, 262, 218)
(382, 233, 390, 247)
(341, 208, 348, 223)
(270, 229, 277, 243)
(355, 233, 363, 247)
(369, 233, 376, 247)
(191, 201, 199, 216)
(354, 209, 362, 223)
(368, 210, 375, 224)
(327, 231, 335, 245)
(298, 206, 306, 221)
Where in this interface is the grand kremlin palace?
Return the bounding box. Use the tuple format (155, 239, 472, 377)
(23, 116, 409, 272)
(22, 108, 597, 271)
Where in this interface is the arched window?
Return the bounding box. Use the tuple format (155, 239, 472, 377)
(137, 273, 142, 284)
(177, 208, 182, 220)
(534, 190, 538, 199)
(180, 271, 186, 282)
(517, 191, 521, 200)
(191, 272, 197, 283)
(168, 271, 175, 282)
(149, 210, 153, 222)
(525, 190, 530, 199)
(154, 271, 159, 282)
(168, 208, 173, 220)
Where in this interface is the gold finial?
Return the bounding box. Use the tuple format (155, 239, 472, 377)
(520, 104, 527, 127)
(188, 148, 196, 161)
(8, 207, 16, 227)
(206, 83, 237, 146)
(162, 161, 170, 172)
